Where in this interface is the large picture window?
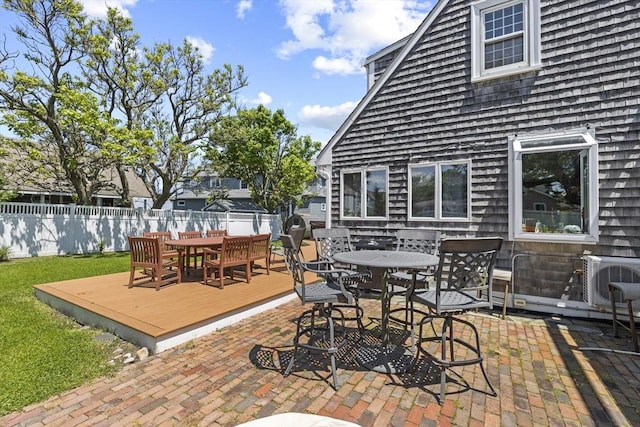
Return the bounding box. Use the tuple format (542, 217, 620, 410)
(471, 0, 541, 81)
(509, 130, 599, 242)
(341, 168, 388, 219)
(409, 161, 470, 221)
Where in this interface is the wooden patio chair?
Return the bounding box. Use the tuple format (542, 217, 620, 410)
(249, 233, 271, 275)
(178, 230, 204, 270)
(206, 229, 227, 237)
(128, 235, 181, 291)
(203, 236, 252, 289)
(142, 231, 179, 263)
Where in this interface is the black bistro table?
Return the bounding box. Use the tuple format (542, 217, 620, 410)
(332, 249, 439, 373)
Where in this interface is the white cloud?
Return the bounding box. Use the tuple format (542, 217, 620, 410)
(298, 101, 358, 131)
(312, 56, 363, 75)
(277, 0, 433, 75)
(237, 0, 253, 19)
(79, 0, 138, 18)
(186, 37, 215, 64)
(249, 92, 273, 106)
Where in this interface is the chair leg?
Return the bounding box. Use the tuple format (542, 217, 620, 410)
(154, 266, 162, 291)
(128, 267, 136, 288)
(440, 316, 451, 403)
(203, 263, 209, 286)
(285, 304, 346, 389)
(415, 314, 496, 404)
(628, 299, 639, 352)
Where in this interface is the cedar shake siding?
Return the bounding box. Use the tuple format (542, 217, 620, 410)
(319, 0, 640, 312)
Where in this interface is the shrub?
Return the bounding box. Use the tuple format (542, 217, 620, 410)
(0, 246, 10, 261)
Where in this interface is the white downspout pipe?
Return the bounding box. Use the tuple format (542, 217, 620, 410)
(317, 167, 331, 229)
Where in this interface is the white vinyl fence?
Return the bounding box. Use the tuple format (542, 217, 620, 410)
(0, 203, 282, 259)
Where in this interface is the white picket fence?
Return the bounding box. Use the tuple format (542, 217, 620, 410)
(0, 203, 282, 258)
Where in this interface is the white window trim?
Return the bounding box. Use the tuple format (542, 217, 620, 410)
(508, 130, 599, 243)
(177, 200, 186, 207)
(471, 0, 541, 82)
(340, 167, 389, 220)
(408, 160, 472, 222)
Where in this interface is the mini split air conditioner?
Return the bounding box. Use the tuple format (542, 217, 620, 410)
(583, 255, 640, 309)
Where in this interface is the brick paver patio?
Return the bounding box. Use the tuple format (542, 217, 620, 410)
(2, 297, 640, 426)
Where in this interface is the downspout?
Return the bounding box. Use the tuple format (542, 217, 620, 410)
(317, 166, 331, 228)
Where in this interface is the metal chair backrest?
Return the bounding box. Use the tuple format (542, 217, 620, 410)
(395, 229, 441, 255)
(281, 234, 308, 298)
(288, 225, 305, 256)
(313, 228, 353, 262)
(434, 237, 503, 311)
(281, 234, 353, 305)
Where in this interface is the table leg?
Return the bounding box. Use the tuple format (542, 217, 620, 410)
(377, 268, 391, 346)
(357, 267, 413, 374)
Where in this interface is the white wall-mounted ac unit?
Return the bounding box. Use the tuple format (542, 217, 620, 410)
(583, 255, 640, 309)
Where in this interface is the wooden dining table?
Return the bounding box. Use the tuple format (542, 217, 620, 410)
(165, 236, 224, 276)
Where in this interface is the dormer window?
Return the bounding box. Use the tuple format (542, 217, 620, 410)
(471, 0, 541, 81)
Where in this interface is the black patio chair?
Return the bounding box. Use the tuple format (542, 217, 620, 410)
(280, 233, 364, 389)
(409, 237, 502, 404)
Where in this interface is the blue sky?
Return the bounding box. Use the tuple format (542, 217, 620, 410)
(1, 0, 434, 146)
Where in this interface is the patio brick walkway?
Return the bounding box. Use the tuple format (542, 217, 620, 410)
(2, 298, 640, 426)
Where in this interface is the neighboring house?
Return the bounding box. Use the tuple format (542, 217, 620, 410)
(203, 199, 267, 214)
(2, 159, 152, 208)
(9, 171, 153, 208)
(316, 0, 640, 318)
(172, 176, 252, 211)
(174, 174, 328, 221)
(295, 176, 328, 224)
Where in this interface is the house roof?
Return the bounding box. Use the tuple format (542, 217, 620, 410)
(176, 188, 250, 200)
(0, 139, 152, 199)
(202, 199, 267, 213)
(316, 0, 449, 167)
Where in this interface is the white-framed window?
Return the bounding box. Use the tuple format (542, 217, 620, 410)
(340, 167, 388, 219)
(177, 200, 186, 207)
(320, 203, 326, 212)
(508, 130, 599, 243)
(471, 0, 541, 82)
(408, 160, 471, 221)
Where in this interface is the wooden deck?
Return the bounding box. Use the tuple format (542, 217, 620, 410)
(34, 242, 317, 354)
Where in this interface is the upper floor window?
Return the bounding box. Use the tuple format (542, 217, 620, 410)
(471, 0, 541, 81)
(341, 168, 388, 219)
(508, 130, 599, 243)
(409, 160, 471, 221)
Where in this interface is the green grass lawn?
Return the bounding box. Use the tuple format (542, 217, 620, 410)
(0, 252, 132, 416)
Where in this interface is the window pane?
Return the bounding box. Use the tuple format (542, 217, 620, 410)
(342, 172, 361, 217)
(521, 150, 588, 234)
(484, 3, 523, 41)
(366, 170, 386, 217)
(442, 164, 468, 218)
(485, 35, 523, 69)
(411, 165, 436, 218)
